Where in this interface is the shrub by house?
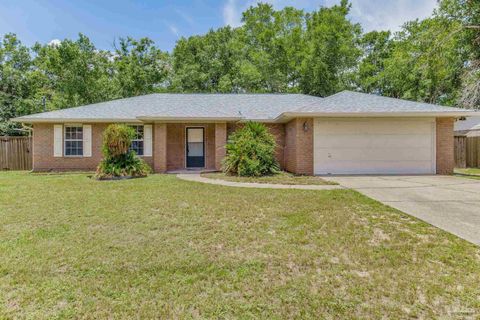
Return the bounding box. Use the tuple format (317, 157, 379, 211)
(95, 124, 151, 179)
(223, 122, 279, 177)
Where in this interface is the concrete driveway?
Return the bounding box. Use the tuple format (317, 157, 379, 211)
(323, 175, 480, 245)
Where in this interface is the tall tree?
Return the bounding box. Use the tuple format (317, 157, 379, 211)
(172, 27, 240, 92)
(0, 34, 37, 135)
(33, 34, 117, 110)
(355, 30, 392, 94)
(113, 37, 171, 97)
(300, 0, 362, 96)
(381, 16, 466, 105)
(238, 4, 306, 92)
(439, 0, 480, 109)
(172, 4, 306, 93)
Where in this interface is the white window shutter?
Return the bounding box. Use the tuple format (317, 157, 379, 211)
(53, 124, 63, 157)
(83, 124, 92, 157)
(144, 124, 152, 156)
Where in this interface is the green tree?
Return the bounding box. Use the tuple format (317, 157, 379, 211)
(439, 0, 480, 109)
(171, 3, 306, 93)
(356, 30, 392, 94)
(238, 4, 306, 92)
(32, 34, 117, 110)
(382, 17, 466, 105)
(300, 0, 362, 96)
(113, 37, 171, 97)
(0, 34, 38, 135)
(172, 27, 239, 92)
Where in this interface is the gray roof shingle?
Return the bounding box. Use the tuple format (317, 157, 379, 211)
(14, 93, 323, 122)
(454, 116, 480, 131)
(13, 91, 476, 123)
(295, 91, 470, 113)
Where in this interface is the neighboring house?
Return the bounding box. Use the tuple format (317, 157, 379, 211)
(454, 116, 480, 137)
(13, 91, 477, 175)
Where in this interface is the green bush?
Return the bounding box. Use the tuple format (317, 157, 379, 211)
(95, 124, 151, 179)
(101, 123, 135, 157)
(223, 121, 279, 177)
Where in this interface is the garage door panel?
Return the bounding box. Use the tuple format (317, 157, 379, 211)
(315, 147, 432, 162)
(314, 118, 435, 175)
(315, 120, 433, 135)
(314, 134, 431, 149)
(315, 161, 433, 175)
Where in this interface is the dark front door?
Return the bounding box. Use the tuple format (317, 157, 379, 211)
(186, 127, 205, 168)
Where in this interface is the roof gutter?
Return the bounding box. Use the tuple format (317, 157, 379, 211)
(136, 116, 243, 123)
(12, 116, 245, 124)
(11, 117, 142, 124)
(13, 111, 478, 124)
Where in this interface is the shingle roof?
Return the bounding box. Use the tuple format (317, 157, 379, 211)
(454, 116, 480, 132)
(13, 93, 323, 122)
(295, 91, 470, 113)
(13, 91, 476, 123)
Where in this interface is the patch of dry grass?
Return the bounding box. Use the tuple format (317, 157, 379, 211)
(201, 171, 337, 185)
(0, 172, 479, 318)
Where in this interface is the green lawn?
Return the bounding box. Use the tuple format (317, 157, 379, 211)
(455, 168, 480, 180)
(201, 171, 337, 185)
(455, 168, 480, 176)
(0, 172, 479, 318)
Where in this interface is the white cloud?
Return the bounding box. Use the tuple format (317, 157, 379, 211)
(48, 39, 61, 47)
(164, 23, 180, 37)
(223, 0, 242, 27)
(348, 0, 438, 32)
(222, 0, 439, 32)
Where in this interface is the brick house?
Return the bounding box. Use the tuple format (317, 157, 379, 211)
(13, 91, 476, 175)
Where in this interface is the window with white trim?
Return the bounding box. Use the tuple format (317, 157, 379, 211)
(129, 125, 144, 156)
(64, 125, 83, 156)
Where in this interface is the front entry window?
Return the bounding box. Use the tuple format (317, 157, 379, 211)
(186, 127, 205, 168)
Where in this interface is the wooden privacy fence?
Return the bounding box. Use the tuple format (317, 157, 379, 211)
(454, 136, 480, 168)
(0, 136, 32, 170)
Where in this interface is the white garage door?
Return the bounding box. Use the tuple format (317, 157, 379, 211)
(314, 118, 436, 175)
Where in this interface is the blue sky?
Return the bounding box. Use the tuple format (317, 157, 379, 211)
(0, 0, 438, 52)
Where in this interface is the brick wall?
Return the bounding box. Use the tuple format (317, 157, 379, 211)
(32, 123, 154, 172)
(206, 124, 216, 170)
(284, 120, 297, 173)
(153, 123, 167, 173)
(165, 123, 216, 171)
(436, 117, 455, 175)
(165, 124, 183, 171)
(284, 118, 313, 175)
(35, 118, 447, 176)
(33, 122, 224, 173)
(215, 123, 227, 170)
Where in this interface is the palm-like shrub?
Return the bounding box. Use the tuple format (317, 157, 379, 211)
(101, 124, 134, 157)
(95, 124, 151, 179)
(223, 122, 279, 177)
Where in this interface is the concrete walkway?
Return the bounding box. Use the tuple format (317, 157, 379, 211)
(323, 175, 480, 245)
(176, 173, 344, 190)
